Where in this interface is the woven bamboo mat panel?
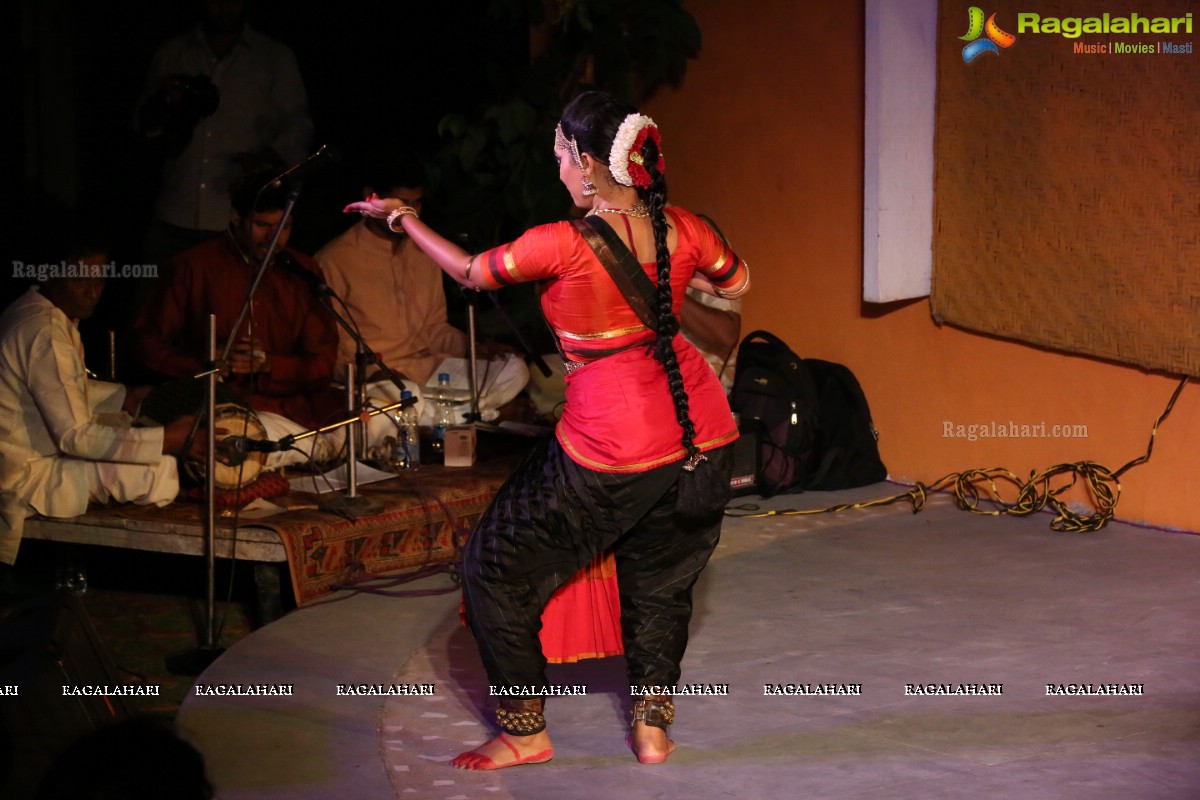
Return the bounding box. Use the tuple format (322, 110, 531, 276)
(931, 1, 1200, 377)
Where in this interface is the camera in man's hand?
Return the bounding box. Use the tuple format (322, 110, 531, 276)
(139, 73, 220, 157)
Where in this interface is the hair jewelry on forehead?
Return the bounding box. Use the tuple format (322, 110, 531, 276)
(555, 123, 596, 196)
(554, 124, 582, 168)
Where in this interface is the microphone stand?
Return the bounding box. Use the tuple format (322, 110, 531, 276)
(166, 316, 223, 674)
(219, 396, 417, 465)
(453, 287, 553, 428)
(294, 273, 412, 518)
(278, 395, 417, 449)
(168, 180, 304, 674)
(464, 290, 481, 423)
(298, 269, 412, 399)
(238, 394, 417, 521)
(450, 231, 549, 424)
(318, 363, 385, 519)
(355, 341, 370, 455)
(484, 290, 553, 378)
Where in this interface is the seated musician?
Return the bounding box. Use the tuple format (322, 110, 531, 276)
(131, 167, 343, 450)
(315, 151, 467, 389)
(0, 244, 194, 566)
(315, 149, 528, 428)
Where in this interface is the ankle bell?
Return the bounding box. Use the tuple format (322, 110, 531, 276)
(631, 696, 675, 730)
(495, 697, 547, 736)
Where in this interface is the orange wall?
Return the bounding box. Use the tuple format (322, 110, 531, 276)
(648, 0, 1199, 531)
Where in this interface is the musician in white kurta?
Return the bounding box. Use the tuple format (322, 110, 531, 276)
(0, 285, 182, 565)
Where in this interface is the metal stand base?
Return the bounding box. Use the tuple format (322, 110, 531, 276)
(320, 494, 385, 520)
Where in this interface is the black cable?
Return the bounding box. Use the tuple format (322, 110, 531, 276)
(305, 479, 467, 605)
(726, 377, 1189, 534)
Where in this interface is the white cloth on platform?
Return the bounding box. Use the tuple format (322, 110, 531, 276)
(225, 355, 529, 472)
(0, 289, 178, 564)
(414, 355, 530, 427)
(301, 353, 530, 451)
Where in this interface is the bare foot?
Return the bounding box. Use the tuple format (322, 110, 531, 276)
(450, 731, 554, 770)
(628, 721, 675, 764)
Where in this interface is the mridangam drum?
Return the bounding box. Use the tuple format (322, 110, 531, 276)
(136, 379, 270, 490)
(194, 402, 269, 490)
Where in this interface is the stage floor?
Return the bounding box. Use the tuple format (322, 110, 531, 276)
(177, 484, 1200, 800)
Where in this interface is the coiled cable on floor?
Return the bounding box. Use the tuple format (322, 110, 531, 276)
(725, 377, 1188, 533)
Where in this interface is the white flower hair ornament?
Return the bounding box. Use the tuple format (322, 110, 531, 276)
(608, 114, 665, 189)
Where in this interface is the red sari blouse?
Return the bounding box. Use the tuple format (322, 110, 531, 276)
(474, 207, 747, 472)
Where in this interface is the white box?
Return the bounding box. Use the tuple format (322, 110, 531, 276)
(443, 425, 476, 468)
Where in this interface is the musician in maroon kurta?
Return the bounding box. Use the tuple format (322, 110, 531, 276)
(133, 173, 339, 430)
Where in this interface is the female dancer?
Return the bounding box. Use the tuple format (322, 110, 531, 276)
(346, 91, 749, 768)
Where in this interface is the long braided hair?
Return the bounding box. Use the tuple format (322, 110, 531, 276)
(561, 92, 701, 466)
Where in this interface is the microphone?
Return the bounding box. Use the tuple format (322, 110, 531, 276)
(267, 144, 341, 188)
(274, 251, 331, 296)
(216, 434, 293, 466)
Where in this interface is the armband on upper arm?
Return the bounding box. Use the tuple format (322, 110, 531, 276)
(713, 264, 751, 299)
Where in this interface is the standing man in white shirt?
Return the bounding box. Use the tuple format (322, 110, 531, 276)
(137, 0, 314, 266)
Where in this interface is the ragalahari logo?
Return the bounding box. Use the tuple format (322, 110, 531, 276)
(960, 7, 1017, 62)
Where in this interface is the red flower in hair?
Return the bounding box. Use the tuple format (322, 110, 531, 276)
(628, 126, 665, 189)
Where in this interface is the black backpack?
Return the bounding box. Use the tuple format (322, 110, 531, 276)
(730, 331, 887, 496)
(730, 331, 820, 496)
(803, 359, 888, 491)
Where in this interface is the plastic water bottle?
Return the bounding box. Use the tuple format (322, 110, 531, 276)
(395, 391, 420, 470)
(430, 373, 456, 462)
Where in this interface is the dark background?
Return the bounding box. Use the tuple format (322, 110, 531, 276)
(2, 0, 533, 365)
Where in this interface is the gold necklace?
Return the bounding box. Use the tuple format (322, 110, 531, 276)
(586, 202, 650, 218)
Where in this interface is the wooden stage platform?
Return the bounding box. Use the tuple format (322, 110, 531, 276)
(22, 452, 525, 620)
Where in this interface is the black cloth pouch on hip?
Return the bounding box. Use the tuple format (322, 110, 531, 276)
(675, 445, 734, 519)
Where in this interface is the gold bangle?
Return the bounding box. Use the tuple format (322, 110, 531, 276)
(386, 206, 419, 233)
(464, 255, 475, 280)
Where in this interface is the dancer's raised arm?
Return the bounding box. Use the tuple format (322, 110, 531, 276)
(343, 194, 484, 289)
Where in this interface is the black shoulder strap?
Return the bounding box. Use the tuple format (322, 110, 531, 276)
(571, 217, 659, 332)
